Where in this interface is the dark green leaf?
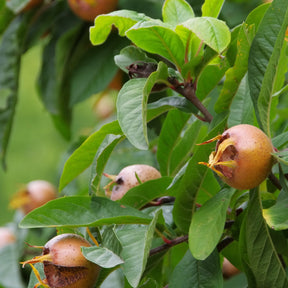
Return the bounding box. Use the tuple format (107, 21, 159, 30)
(59, 121, 122, 191)
(248, 0, 288, 136)
(19, 196, 152, 228)
(37, 11, 81, 139)
(239, 188, 288, 287)
(90, 10, 150, 46)
(157, 109, 191, 176)
(117, 62, 169, 150)
(70, 34, 127, 106)
(272, 131, 288, 149)
(0, 14, 28, 169)
(0, 0, 14, 35)
(116, 210, 161, 287)
(169, 249, 223, 288)
(189, 186, 235, 260)
(82, 246, 124, 268)
(173, 116, 227, 233)
(162, 0, 194, 26)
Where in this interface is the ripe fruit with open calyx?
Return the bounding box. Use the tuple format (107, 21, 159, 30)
(21, 233, 100, 288)
(0, 227, 16, 249)
(67, 0, 118, 22)
(10, 180, 57, 214)
(104, 164, 161, 201)
(199, 124, 274, 190)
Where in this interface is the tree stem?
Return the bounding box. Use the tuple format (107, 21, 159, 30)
(169, 78, 213, 123)
(149, 235, 188, 257)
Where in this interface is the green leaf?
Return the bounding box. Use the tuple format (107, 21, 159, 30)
(239, 188, 288, 287)
(117, 62, 168, 150)
(157, 109, 191, 176)
(90, 134, 125, 195)
(147, 95, 198, 121)
(272, 150, 288, 166)
(215, 23, 255, 113)
(59, 121, 122, 191)
(119, 177, 173, 209)
(189, 186, 235, 260)
(169, 249, 223, 288)
(37, 12, 81, 139)
(19, 196, 152, 228)
(70, 34, 127, 106)
(0, 0, 14, 35)
(272, 131, 288, 149)
(82, 246, 124, 268)
(178, 17, 231, 54)
(263, 191, 288, 230)
(227, 74, 254, 127)
(248, 0, 288, 136)
(201, 0, 224, 18)
(0, 15, 28, 169)
(5, 0, 30, 13)
(89, 10, 150, 46)
(126, 21, 185, 69)
(162, 0, 194, 26)
(116, 210, 161, 287)
(0, 244, 24, 288)
(173, 116, 227, 233)
(114, 45, 157, 73)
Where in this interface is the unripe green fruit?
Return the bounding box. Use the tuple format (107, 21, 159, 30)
(105, 164, 161, 200)
(199, 124, 274, 190)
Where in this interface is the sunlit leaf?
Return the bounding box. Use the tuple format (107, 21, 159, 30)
(162, 0, 194, 26)
(19, 196, 152, 228)
(90, 10, 150, 46)
(201, 0, 224, 18)
(126, 21, 185, 69)
(178, 17, 231, 54)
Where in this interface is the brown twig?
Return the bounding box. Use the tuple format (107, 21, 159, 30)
(149, 235, 188, 257)
(169, 78, 213, 123)
(268, 173, 282, 191)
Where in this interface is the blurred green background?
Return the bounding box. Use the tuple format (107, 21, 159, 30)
(0, 44, 98, 225)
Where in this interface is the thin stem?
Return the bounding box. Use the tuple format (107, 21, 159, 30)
(149, 235, 188, 257)
(171, 80, 213, 123)
(268, 173, 282, 191)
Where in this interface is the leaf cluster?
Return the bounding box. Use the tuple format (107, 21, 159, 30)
(1, 0, 288, 287)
